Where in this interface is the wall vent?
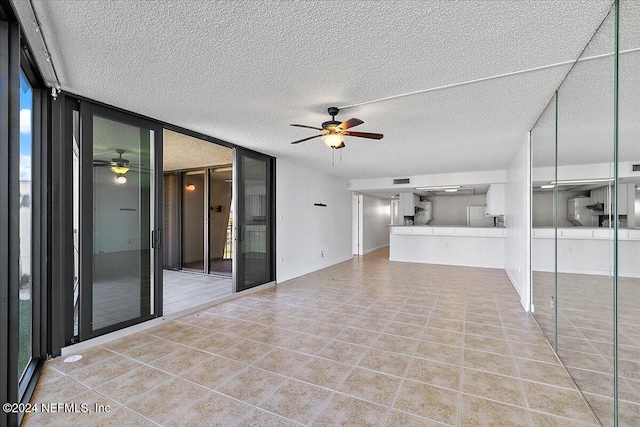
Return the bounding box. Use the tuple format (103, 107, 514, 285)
(393, 178, 410, 185)
(632, 164, 640, 172)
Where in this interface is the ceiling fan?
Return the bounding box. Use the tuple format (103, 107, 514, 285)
(290, 107, 383, 149)
(93, 149, 147, 183)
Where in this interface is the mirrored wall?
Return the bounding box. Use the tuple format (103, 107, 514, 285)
(530, 1, 640, 425)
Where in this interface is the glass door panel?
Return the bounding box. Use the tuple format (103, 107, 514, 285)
(18, 71, 33, 380)
(81, 104, 159, 337)
(236, 149, 274, 292)
(209, 169, 233, 276)
(182, 171, 205, 272)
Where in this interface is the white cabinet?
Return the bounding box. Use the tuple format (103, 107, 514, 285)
(485, 184, 505, 216)
(400, 192, 419, 217)
(590, 185, 628, 215)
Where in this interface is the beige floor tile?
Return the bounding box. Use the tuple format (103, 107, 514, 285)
(458, 394, 530, 427)
(405, 358, 461, 391)
(30, 375, 91, 403)
(383, 321, 425, 339)
(338, 367, 402, 406)
(149, 345, 214, 375)
(312, 393, 388, 427)
(293, 357, 353, 390)
(421, 328, 464, 347)
(516, 358, 576, 388)
(278, 331, 329, 355)
(180, 354, 246, 389)
(393, 311, 430, 326)
(372, 333, 419, 355)
(121, 337, 186, 363)
(89, 405, 157, 427)
(189, 331, 240, 354)
(162, 324, 216, 345)
(462, 368, 526, 407)
(236, 409, 301, 427)
(253, 347, 312, 376)
(464, 334, 511, 355)
(93, 365, 174, 404)
(414, 340, 462, 365)
(164, 390, 252, 427)
(216, 366, 286, 405)
(124, 377, 208, 424)
(259, 379, 332, 424)
(219, 338, 274, 364)
(509, 342, 559, 365)
(303, 321, 344, 339)
(463, 348, 518, 377)
(335, 327, 380, 346)
(393, 380, 458, 425)
(67, 355, 145, 388)
(45, 346, 119, 375)
(522, 381, 598, 424)
(529, 411, 599, 427)
(358, 347, 411, 377)
(464, 321, 506, 339)
(317, 340, 368, 365)
(427, 317, 464, 333)
(384, 411, 444, 426)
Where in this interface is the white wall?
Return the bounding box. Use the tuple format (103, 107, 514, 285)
(276, 159, 353, 283)
(505, 136, 531, 310)
(362, 194, 390, 254)
(426, 194, 493, 226)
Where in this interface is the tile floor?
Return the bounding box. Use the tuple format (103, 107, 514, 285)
(24, 249, 598, 426)
(532, 271, 640, 426)
(163, 270, 233, 315)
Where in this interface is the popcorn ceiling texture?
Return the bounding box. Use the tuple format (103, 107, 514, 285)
(32, 0, 613, 179)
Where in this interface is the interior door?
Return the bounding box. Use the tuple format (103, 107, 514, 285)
(79, 103, 162, 339)
(234, 149, 274, 292)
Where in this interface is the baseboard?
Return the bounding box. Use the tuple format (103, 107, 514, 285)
(277, 255, 354, 283)
(363, 244, 389, 255)
(505, 268, 530, 312)
(388, 257, 504, 270)
(60, 281, 276, 357)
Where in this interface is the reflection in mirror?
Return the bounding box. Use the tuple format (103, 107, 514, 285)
(531, 95, 557, 349)
(556, 6, 615, 424)
(617, 0, 640, 424)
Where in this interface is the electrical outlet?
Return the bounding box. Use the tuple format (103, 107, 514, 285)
(550, 296, 554, 308)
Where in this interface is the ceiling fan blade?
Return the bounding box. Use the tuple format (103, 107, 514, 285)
(93, 160, 110, 166)
(290, 134, 323, 144)
(338, 118, 363, 130)
(343, 131, 384, 139)
(290, 124, 323, 131)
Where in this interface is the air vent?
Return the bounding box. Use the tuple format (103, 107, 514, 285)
(632, 164, 640, 172)
(393, 178, 410, 185)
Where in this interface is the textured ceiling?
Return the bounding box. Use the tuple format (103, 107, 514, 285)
(163, 129, 232, 172)
(29, 0, 615, 179)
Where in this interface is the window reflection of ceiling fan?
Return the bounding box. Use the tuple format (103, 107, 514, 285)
(92, 149, 149, 183)
(290, 107, 383, 149)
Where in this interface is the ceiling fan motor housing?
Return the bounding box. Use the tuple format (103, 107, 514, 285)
(322, 120, 341, 131)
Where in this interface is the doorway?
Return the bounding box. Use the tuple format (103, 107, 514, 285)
(162, 130, 234, 314)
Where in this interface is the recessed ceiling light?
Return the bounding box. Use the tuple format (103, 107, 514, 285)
(443, 188, 458, 193)
(540, 184, 555, 189)
(415, 185, 461, 191)
(550, 178, 613, 185)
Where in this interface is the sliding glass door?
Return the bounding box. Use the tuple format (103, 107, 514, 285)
(235, 149, 275, 292)
(79, 104, 162, 339)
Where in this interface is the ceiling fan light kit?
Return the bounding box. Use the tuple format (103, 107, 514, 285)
(290, 106, 383, 150)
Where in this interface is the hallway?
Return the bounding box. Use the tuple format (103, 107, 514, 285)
(23, 249, 597, 426)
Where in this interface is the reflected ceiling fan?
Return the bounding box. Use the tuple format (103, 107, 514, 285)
(290, 107, 383, 149)
(92, 149, 148, 184)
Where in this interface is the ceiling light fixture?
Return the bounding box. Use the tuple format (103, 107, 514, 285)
(213, 166, 233, 173)
(185, 184, 196, 191)
(415, 185, 462, 191)
(322, 132, 344, 148)
(116, 174, 127, 184)
(540, 184, 555, 189)
(550, 178, 613, 185)
(443, 188, 458, 193)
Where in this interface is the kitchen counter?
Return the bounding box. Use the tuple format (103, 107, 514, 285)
(389, 225, 505, 228)
(532, 228, 640, 277)
(389, 226, 505, 268)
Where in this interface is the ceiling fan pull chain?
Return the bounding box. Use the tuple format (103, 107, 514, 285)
(332, 149, 335, 166)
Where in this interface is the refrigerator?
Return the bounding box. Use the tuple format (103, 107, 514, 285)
(467, 205, 489, 226)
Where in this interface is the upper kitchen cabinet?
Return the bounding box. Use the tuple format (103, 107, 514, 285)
(400, 192, 419, 217)
(485, 184, 505, 216)
(590, 184, 628, 215)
